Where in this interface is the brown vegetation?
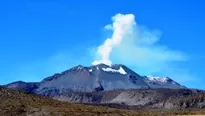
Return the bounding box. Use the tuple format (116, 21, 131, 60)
(1, 87, 205, 116)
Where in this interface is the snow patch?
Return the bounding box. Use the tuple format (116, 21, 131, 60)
(147, 76, 168, 83)
(77, 66, 83, 70)
(102, 67, 127, 75)
(89, 69, 92, 72)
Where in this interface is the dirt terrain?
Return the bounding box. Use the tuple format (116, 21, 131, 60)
(1, 87, 205, 116)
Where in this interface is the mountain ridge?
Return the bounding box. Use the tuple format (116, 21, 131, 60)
(4, 63, 185, 93)
(4, 64, 205, 110)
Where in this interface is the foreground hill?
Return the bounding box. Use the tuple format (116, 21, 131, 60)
(1, 87, 205, 116)
(0, 87, 139, 116)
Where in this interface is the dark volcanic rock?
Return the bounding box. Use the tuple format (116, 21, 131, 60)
(3, 64, 185, 94)
(93, 81, 104, 92)
(4, 81, 39, 93)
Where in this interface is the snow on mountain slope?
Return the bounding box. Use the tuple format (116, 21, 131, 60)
(36, 64, 150, 93)
(4, 64, 186, 94)
(147, 76, 169, 83)
(144, 76, 186, 89)
(102, 67, 127, 75)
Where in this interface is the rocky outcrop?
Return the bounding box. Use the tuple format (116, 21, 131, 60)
(46, 88, 205, 109)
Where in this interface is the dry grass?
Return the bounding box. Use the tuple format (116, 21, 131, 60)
(1, 87, 205, 116)
(178, 115, 205, 116)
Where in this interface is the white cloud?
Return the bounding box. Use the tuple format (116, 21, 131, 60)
(92, 13, 188, 78)
(92, 14, 137, 66)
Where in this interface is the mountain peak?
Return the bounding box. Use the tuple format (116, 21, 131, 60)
(92, 63, 110, 68)
(69, 65, 89, 72)
(144, 76, 185, 89)
(111, 64, 126, 67)
(72, 64, 84, 69)
(4, 63, 186, 93)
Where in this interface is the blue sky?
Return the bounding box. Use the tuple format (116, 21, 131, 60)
(0, 0, 205, 89)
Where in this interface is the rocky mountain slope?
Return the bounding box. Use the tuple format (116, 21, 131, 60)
(4, 64, 185, 94)
(4, 63, 199, 111)
(42, 88, 205, 109)
(144, 76, 186, 89)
